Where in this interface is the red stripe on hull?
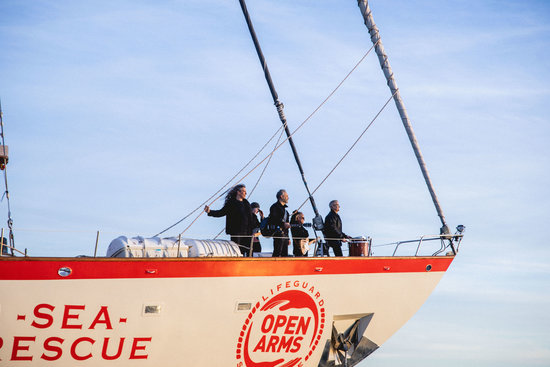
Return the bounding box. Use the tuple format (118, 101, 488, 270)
(0, 256, 454, 280)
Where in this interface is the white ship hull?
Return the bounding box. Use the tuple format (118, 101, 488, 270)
(0, 256, 453, 366)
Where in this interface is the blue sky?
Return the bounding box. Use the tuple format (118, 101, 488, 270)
(1, 0, 549, 366)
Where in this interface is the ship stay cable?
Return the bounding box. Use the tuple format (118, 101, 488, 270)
(213, 127, 287, 240)
(248, 127, 286, 199)
(156, 45, 376, 238)
(175, 46, 376, 237)
(153, 123, 286, 237)
(295, 89, 399, 212)
(0, 100, 15, 255)
(358, 0, 452, 244)
(161, 122, 289, 238)
(178, 118, 293, 238)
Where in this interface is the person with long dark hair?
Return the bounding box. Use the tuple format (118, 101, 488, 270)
(204, 184, 255, 257)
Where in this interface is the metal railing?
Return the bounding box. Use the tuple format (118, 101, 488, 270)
(0, 226, 464, 259)
(375, 227, 465, 257)
(383, 234, 463, 257)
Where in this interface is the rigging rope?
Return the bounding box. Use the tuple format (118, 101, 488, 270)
(213, 126, 287, 240)
(295, 89, 399, 212)
(152, 123, 286, 237)
(248, 126, 286, 198)
(157, 46, 376, 237)
(186, 121, 291, 238)
(0, 100, 15, 253)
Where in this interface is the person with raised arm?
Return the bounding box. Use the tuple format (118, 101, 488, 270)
(204, 184, 255, 257)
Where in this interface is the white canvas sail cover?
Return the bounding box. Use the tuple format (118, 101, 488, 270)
(107, 236, 241, 258)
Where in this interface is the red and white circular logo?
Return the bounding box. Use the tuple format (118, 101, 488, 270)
(236, 280, 326, 367)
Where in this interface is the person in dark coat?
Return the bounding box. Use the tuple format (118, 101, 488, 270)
(204, 184, 254, 257)
(290, 211, 312, 257)
(269, 189, 290, 257)
(250, 202, 263, 255)
(323, 200, 350, 257)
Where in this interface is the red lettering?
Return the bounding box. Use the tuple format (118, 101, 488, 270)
(253, 335, 266, 352)
(62, 305, 85, 329)
(41, 337, 64, 361)
(285, 281, 291, 288)
(284, 316, 299, 334)
(277, 336, 294, 353)
(315, 292, 320, 299)
(129, 337, 151, 360)
(273, 315, 287, 333)
(31, 304, 55, 329)
(89, 306, 113, 330)
(102, 337, 125, 360)
(277, 283, 282, 291)
(11, 336, 35, 361)
(296, 317, 311, 335)
(319, 299, 324, 307)
(70, 337, 94, 360)
(261, 315, 275, 333)
(290, 336, 303, 353)
(293, 280, 300, 287)
(266, 335, 279, 353)
(308, 286, 315, 293)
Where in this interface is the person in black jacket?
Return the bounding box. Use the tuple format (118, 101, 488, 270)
(250, 202, 263, 255)
(290, 211, 311, 257)
(323, 200, 350, 256)
(204, 184, 254, 257)
(269, 189, 290, 257)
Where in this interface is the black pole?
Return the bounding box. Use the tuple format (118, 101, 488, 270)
(0, 99, 15, 253)
(238, 0, 323, 229)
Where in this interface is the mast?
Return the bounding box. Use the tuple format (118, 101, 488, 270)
(357, 0, 449, 234)
(238, 0, 323, 229)
(0, 100, 15, 253)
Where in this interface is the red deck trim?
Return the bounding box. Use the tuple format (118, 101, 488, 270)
(0, 256, 454, 280)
